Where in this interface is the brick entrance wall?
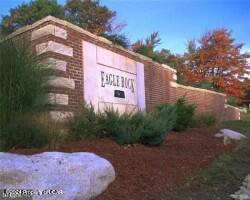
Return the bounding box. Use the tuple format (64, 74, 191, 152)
(8, 16, 243, 121)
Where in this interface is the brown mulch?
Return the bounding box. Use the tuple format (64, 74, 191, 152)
(10, 127, 235, 200)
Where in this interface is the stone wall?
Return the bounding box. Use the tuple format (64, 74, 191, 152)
(8, 16, 243, 121)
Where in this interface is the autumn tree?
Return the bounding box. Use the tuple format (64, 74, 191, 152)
(132, 32, 182, 69)
(182, 29, 247, 98)
(0, 0, 64, 35)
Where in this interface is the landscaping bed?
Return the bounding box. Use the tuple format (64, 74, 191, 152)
(163, 114, 250, 200)
(10, 127, 234, 200)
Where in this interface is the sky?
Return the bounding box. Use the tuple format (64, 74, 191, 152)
(0, 0, 249, 54)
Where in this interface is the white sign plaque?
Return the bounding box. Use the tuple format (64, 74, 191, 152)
(83, 41, 145, 112)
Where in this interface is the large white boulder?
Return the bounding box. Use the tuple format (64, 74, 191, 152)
(0, 152, 115, 200)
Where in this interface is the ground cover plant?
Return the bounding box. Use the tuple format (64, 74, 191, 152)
(163, 112, 250, 200)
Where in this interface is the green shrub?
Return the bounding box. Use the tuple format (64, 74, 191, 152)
(173, 98, 195, 132)
(192, 114, 217, 127)
(97, 108, 143, 144)
(140, 104, 177, 146)
(0, 115, 50, 150)
(100, 106, 177, 146)
(69, 104, 102, 139)
(98, 107, 125, 138)
(0, 39, 47, 130)
(114, 111, 145, 145)
(69, 103, 177, 146)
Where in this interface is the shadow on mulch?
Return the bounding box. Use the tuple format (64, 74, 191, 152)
(10, 127, 235, 200)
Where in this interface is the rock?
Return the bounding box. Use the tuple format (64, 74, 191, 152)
(223, 136, 231, 146)
(230, 194, 250, 200)
(230, 174, 250, 200)
(245, 175, 250, 183)
(0, 152, 115, 200)
(220, 129, 247, 140)
(214, 133, 224, 138)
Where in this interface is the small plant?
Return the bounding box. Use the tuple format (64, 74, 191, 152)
(97, 107, 143, 144)
(140, 104, 177, 146)
(69, 104, 102, 139)
(114, 111, 145, 145)
(173, 98, 195, 132)
(98, 107, 125, 138)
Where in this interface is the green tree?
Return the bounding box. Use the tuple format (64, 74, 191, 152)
(0, 0, 64, 35)
(65, 0, 129, 47)
(1, 0, 130, 48)
(65, 0, 115, 35)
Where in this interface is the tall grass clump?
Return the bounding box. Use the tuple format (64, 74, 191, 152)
(0, 39, 48, 150)
(1, 115, 50, 150)
(0, 39, 47, 127)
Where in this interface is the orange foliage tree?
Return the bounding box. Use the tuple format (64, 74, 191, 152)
(182, 28, 248, 98)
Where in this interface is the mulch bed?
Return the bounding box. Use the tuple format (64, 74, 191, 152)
(10, 127, 235, 200)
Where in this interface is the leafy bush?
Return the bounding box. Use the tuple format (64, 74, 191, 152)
(0, 115, 50, 150)
(173, 98, 195, 132)
(69, 104, 102, 139)
(0, 39, 47, 130)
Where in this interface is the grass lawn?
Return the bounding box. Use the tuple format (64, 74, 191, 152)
(163, 112, 250, 200)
